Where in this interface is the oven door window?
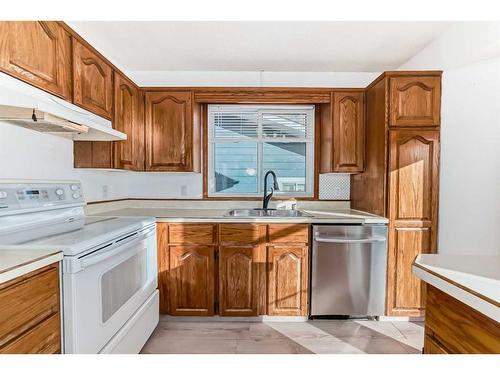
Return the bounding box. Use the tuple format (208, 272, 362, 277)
(101, 247, 147, 323)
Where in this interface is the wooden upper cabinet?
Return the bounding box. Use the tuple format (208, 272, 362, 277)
(332, 91, 365, 172)
(169, 245, 215, 316)
(72, 38, 113, 119)
(0, 21, 71, 100)
(267, 245, 308, 316)
(113, 74, 144, 170)
(219, 246, 260, 316)
(145, 91, 194, 172)
(386, 129, 440, 316)
(389, 76, 441, 127)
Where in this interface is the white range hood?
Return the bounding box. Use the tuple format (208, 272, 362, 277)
(0, 72, 126, 141)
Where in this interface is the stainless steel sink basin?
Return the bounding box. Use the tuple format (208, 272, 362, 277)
(224, 209, 311, 218)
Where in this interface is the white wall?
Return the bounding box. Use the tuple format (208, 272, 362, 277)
(399, 22, 500, 255)
(0, 71, 376, 202)
(0, 123, 202, 202)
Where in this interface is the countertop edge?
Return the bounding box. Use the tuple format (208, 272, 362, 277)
(412, 262, 500, 323)
(0, 252, 63, 284)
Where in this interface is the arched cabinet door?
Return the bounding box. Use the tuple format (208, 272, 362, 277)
(145, 91, 194, 171)
(267, 245, 308, 316)
(169, 245, 215, 316)
(72, 38, 113, 119)
(219, 246, 260, 316)
(389, 76, 441, 127)
(113, 73, 144, 170)
(333, 91, 365, 172)
(0, 21, 71, 100)
(386, 129, 440, 316)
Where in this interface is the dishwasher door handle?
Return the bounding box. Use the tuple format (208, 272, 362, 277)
(314, 236, 386, 244)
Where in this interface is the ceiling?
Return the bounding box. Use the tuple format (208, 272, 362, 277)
(67, 21, 452, 72)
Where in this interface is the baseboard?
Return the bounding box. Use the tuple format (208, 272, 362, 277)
(160, 315, 309, 323)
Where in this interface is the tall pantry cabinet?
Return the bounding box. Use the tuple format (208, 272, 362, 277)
(351, 71, 441, 317)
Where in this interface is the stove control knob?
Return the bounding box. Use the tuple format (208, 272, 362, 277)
(70, 184, 79, 191)
(0, 191, 7, 199)
(55, 189, 64, 196)
(72, 193, 80, 199)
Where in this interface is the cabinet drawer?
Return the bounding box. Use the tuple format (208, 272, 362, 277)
(0, 264, 60, 347)
(0, 313, 61, 354)
(268, 224, 309, 244)
(219, 224, 262, 244)
(168, 224, 216, 244)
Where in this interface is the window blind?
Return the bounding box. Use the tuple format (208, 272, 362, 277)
(208, 105, 315, 197)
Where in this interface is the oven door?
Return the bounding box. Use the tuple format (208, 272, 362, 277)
(62, 224, 157, 354)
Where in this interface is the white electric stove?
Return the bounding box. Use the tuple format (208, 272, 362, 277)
(0, 180, 159, 354)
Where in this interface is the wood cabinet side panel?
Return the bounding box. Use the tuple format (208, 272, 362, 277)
(350, 78, 388, 216)
(425, 285, 500, 354)
(157, 223, 169, 314)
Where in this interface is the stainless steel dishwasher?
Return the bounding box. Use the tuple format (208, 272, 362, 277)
(310, 224, 388, 317)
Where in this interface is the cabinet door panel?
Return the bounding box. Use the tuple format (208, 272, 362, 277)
(145, 91, 193, 171)
(72, 39, 113, 119)
(169, 245, 215, 316)
(267, 246, 308, 316)
(389, 76, 441, 127)
(386, 129, 439, 316)
(333, 91, 365, 172)
(113, 74, 144, 170)
(219, 246, 259, 316)
(0, 21, 71, 99)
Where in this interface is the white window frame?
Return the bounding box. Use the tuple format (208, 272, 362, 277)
(207, 104, 315, 198)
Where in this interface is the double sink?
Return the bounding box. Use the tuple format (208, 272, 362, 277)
(224, 209, 311, 218)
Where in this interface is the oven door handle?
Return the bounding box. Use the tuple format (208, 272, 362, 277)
(79, 227, 155, 269)
(314, 236, 386, 244)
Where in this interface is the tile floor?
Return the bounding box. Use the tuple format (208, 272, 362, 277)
(141, 319, 424, 354)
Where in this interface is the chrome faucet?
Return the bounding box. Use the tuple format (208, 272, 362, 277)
(263, 170, 279, 210)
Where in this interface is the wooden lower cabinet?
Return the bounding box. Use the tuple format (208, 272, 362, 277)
(424, 334, 449, 354)
(422, 285, 500, 354)
(267, 245, 309, 316)
(169, 245, 215, 316)
(219, 246, 260, 316)
(157, 223, 309, 317)
(0, 263, 61, 354)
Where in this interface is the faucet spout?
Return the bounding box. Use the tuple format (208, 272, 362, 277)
(263, 170, 279, 210)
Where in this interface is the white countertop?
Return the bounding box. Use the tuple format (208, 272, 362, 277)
(90, 207, 388, 224)
(413, 254, 500, 322)
(0, 248, 63, 284)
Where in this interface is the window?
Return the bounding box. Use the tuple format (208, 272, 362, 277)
(208, 105, 315, 197)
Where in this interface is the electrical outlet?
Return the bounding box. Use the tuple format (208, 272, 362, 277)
(180, 185, 188, 196)
(102, 185, 109, 199)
